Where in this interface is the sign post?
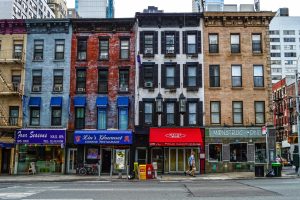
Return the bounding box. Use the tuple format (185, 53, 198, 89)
(262, 125, 269, 170)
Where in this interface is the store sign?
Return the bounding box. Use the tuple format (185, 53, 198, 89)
(15, 129, 66, 144)
(115, 150, 126, 170)
(74, 130, 132, 145)
(209, 128, 264, 138)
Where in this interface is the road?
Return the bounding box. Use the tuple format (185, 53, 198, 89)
(0, 178, 300, 200)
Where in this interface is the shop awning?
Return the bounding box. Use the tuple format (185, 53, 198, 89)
(0, 137, 15, 148)
(74, 96, 86, 107)
(50, 97, 63, 107)
(149, 128, 203, 146)
(16, 129, 66, 144)
(117, 97, 129, 107)
(96, 96, 108, 108)
(74, 130, 132, 145)
(28, 97, 41, 107)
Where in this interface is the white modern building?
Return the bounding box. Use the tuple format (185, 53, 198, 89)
(75, 0, 107, 18)
(192, 0, 259, 12)
(0, 0, 55, 19)
(270, 8, 300, 84)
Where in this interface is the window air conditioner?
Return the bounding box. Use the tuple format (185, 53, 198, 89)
(144, 81, 153, 88)
(166, 49, 174, 54)
(77, 88, 85, 92)
(54, 85, 62, 92)
(32, 85, 41, 92)
(145, 49, 153, 54)
(100, 55, 108, 59)
(120, 86, 128, 92)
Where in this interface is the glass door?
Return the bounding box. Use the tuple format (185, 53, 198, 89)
(169, 148, 185, 172)
(67, 148, 77, 174)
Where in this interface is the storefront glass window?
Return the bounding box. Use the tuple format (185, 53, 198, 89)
(97, 108, 106, 130)
(17, 145, 63, 174)
(136, 148, 147, 164)
(209, 144, 222, 162)
(255, 143, 266, 163)
(230, 143, 247, 162)
(119, 108, 128, 130)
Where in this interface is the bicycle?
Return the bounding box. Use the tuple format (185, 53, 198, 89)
(78, 163, 99, 175)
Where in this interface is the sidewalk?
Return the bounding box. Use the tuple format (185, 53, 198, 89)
(0, 167, 298, 183)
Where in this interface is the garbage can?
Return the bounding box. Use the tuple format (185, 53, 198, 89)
(271, 163, 282, 177)
(254, 165, 264, 177)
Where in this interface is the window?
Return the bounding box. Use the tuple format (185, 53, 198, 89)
(270, 38, 280, 42)
(30, 107, 40, 126)
(32, 70, 42, 92)
(284, 38, 296, 42)
(144, 102, 153, 125)
(77, 39, 87, 60)
(230, 34, 240, 53)
(136, 148, 147, 164)
(120, 39, 129, 59)
(119, 69, 129, 92)
(283, 30, 295, 35)
(53, 69, 63, 92)
(271, 60, 281, 65)
(233, 101, 243, 124)
(209, 34, 218, 53)
(97, 108, 106, 129)
(166, 102, 175, 125)
(187, 34, 196, 54)
(209, 65, 220, 87)
(51, 107, 62, 126)
(284, 52, 297, 57)
(285, 60, 297, 65)
(254, 65, 264, 87)
(9, 106, 19, 126)
(99, 39, 109, 60)
(144, 34, 154, 55)
(211, 101, 220, 124)
(230, 143, 247, 162)
(13, 42, 23, 59)
(11, 73, 21, 92)
(269, 30, 279, 35)
(271, 53, 281, 57)
(252, 34, 262, 53)
(143, 65, 154, 88)
(119, 108, 128, 130)
(55, 40, 65, 60)
(166, 66, 175, 88)
(187, 65, 197, 87)
(98, 69, 108, 93)
(231, 65, 242, 87)
(76, 69, 86, 93)
(255, 143, 266, 163)
(271, 45, 280, 50)
(33, 40, 43, 60)
(75, 107, 85, 129)
(166, 33, 175, 54)
(272, 68, 282, 73)
(188, 102, 197, 125)
(255, 101, 265, 124)
(209, 144, 222, 162)
(284, 45, 296, 50)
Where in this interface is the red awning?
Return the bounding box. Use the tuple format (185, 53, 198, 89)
(149, 128, 204, 147)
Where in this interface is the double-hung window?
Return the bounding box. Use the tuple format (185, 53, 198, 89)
(32, 70, 42, 92)
(209, 34, 218, 53)
(120, 39, 129, 59)
(30, 107, 40, 126)
(98, 69, 108, 93)
(97, 108, 106, 130)
(166, 102, 175, 125)
(51, 107, 62, 126)
(166, 66, 175, 88)
(188, 102, 197, 125)
(119, 108, 128, 130)
(252, 34, 262, 53)
(232, 65, 242, 87)
(255, 101, 265, 124)
(77, 39, 87, 60)
(76, 69, 86, 93)
(209, 65, 220, 87)
(144, 65, 154, 88)
(53, 69, 63, 92)
(119, 69, 129, 92)
(187, 34, 196, 54)
(99, 39, 109, 60)
(11, 72, 21, 92)
(254, 65, 264, 87)
(9, 106, 19, 126)
(211, 101, 220, 124)
(231, 34, 240, 53)
(75, 107, 85, 129)
(187, 65, 197, 87)
(144, 102, 153, 125)
(55, 39, 65, 60)
(33, 40, 43, 60)
(166, 34, 175, 54)
(13, 41, 23, 59)
(233, 101, 243, 124)
(144, 34, 154, 55)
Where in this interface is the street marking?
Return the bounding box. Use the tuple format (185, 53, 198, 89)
(0, 192, 35, 199)
(160, 181, 179, 183)
(79, 181, 111, 183)
(52, 188, 184, 191)
(23, 199, 93, 200)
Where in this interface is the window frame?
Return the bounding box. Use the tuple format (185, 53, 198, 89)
(9, 106, 19, 126)
(53, 69, 63, 92)
(120, 38, 130, 59)
(186, 65, 197, 88)
(165, 33, 175, 54)
(144, 101, 154, 125)
(98, 68, 108, 93)
(119, 69, 129, 92)
(77, 39, 87, 61)
(118, 107, 128, 130)
(229, 143, 248, 163)
(252, 33, 262, 54)
(165, 65, 175, 88)
(230, 34, 240, 53)
(75, 107, 85, 129)
(210, 101, 221, 124)
(209, 65, 220, 87)
(51, 107, 62, 126)
(97, 108, 107, 130)
(54, 39, 65, 60)
(166, 102, 175, 125)
(255, 101, 265, 125)
(144, 34, 154, 55)
(33, 40, 44, 60)
(231, 65, 242, 87)
(76, 69, 86, 93)
(187, 33, 197, 54)
(209, 34, 219, 53)
(32, 70, 42, 92)
(253, 65, 264, 87)
(232, 101, 243, 125)
(30, 107, 40, 126)
(208, 143, 223, 162)
(188, 101, 197, 126)
(13, 42, 23, 59)
(99, 38, 109, 60)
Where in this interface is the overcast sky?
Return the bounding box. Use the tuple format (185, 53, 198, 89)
(67, 0, 299, 17)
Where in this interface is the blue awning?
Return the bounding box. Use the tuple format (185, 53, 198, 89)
(50, 97, 63, 107)
(96, 96, 108, 108)
(28, 97, 41, 107)
(117, 97, 129, 107)
(74, 96, 86, 107)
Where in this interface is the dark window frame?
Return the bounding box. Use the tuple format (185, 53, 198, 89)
(252, 33, 262, 54)
(209, 65, 220, 87)
(53, 69, 63, 92)
(209, 33, 219, 53)
(166, 101, 175, 126)
(144, 33, 154, 55)
(9, 106, 19, 126)
(76, 69, 86, 93)
(77, 38, 87, 61)
(255, 101, 265, 124)
(13, 42, 23, 59)
(188, 101, 197, 126)
(55, 39, 65, 60)
(119, 68, 129, 92)
(231, 65, 242, 87)
(230, 34, 240, 53)
(51, 107, 62, 126)
(98, 68, 108, 93)
(210, 101, 221, 124)
(120, 38, 130, 59)
(232, 101, 243, 125)
(230, 143, 247, 162)
(33, 40, 44, 60)
(30, 107, 40, 126)
(144, 101, 154, 126)
(99, 38, 109, 60)
(75, 107, 85, 129)
(253, 65, 264, 87)
(32, 70, 42, 92)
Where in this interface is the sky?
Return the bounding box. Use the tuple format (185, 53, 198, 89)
(67, 0, 299, 18)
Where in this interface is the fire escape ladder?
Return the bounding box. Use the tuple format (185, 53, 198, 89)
(0, 68, 22, 97)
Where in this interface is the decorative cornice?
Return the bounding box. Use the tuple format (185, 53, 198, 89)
(25, 19, 70, 34)
(0, 20, 26, 34)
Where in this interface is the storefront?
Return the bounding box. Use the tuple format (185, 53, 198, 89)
(0, 136, 15, 174)
(149, 128, 205, 174)
(15, 129, 66, 174)
(73, 130, 132, 175)
(205, 128, 275, 173)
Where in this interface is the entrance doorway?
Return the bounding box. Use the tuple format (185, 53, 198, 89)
(101, 149, 111, 173)
(67, 148, 77, 174)
(151, 148, 163, 173)
(169, 148, 185, 172)
(1, 148, 11, 174)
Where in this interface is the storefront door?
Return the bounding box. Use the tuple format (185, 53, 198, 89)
(151, 148, 163, 173)
(1, 148, 11, 174)
(102, 148, 111, 173)
(67, 148, 77, 174)
(169, 148, 185, 172)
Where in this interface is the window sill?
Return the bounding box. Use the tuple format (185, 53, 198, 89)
(76, 59, 87, 62)
(209, 52, 219, 55)
(98, 59, 109, 61)
(231, 87, 243, 90)
(143, 54, 155, 58)
(31, 91, 42, 94)
(252, 52, 263, 56)
(164, 54, 176, 58)
(144, 88, 155, 92)
(209, 87, 221, 90)
(253, 87, 265, 90)
(164, 88, 177, 92)
(186, 87, 199, 92)
(118, 91, 129, 94)
(52, 91, 63, 94)
(32, 59, 44, 62)
(75, 91, 86, 94)
(231, 53, 242, 55)
(53, 59, 65, 62)
(186, 54, 198, 58)
(119, 58, 130, 61)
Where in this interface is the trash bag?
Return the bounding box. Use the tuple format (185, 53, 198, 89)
(265, 169, 275, 177)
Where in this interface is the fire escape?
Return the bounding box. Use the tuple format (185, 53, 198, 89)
(0, 48, 23, 128)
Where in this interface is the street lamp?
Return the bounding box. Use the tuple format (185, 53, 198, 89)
(179, 93, 186, 114)
(156, 93, 163, 114)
